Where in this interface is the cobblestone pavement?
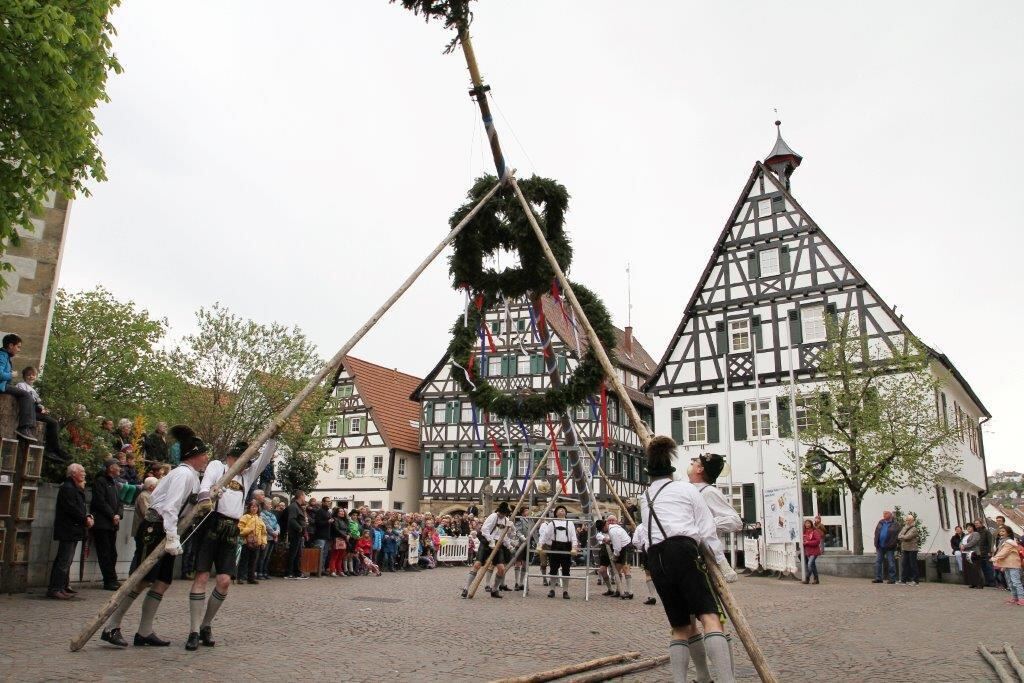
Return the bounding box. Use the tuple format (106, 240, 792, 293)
(0, 567, 1020, 681)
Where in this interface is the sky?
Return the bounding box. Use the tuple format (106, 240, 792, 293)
(62, 1, 1022, 471)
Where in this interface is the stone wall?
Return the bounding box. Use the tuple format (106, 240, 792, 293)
(0, 191, 73, 371)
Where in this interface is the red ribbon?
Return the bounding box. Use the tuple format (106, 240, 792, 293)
(474, 293, 484, 312)
(600, 382, 610, 448)
(481, 322, 497, 354)
(484, 412, 502, 465)
(547, 418, 567, 494)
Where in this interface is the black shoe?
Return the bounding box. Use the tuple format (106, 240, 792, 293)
(643, 597, 657, 605)
(185, 632, 200, 651)
(871, 579, 883, 583)
(622, 592, 634, 600)
(547, 589, 556, 598)
(562, 591, 570, 600)
(612, 591, 621, 597)
(101, 628, 128, 648)
(247, 579, 258, 585)
(602, 589, 615, 596)
(199, 625, 215, 647)
(134, 632, 170, 647)
(15, 428, 37, 442)
(499, 584, 511, 592)
(886, 580, 896, 584)
(542, 578, 549, 586)
(484, 585, 492, 593)
(461, 589, 468, 598)
(103, 582, 121, 591)
(490, 590, 503, 598)
(63, 586, 78, 595)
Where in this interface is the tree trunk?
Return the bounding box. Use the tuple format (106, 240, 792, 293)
(851, 492, 864, 555)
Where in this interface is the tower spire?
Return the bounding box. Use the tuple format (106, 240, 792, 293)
(764, 120, 802, 190)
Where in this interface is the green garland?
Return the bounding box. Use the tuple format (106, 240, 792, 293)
(444, 175, 617, 422)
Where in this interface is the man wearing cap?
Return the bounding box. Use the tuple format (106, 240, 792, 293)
(687, 453, 742, 583)
(100, 425, 210, 649)
(185, 438, 278, 651)
(461, 501, 512, 598)
(539, 504, 579, 599)
(641, 437, 734, 683)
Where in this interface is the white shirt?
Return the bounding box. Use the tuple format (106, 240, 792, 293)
(607, 523, 632, 555)
(199, 440, 278, 520)
(638, 478, 718, 549)
(14, 381, 41, 405)
(631, 523, 648, 552)
(480, 512, 509, 544)
(697, 483, 743, 564)
(539, 519, 579, 549)
(148, 463, 202, 536)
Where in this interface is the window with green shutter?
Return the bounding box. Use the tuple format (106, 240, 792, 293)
(747, 251, 760, 279)
(707, 405, 720, 443)
(777, 397, 792, 438)
(741, 483, 756, 523)
(780, 245, 792, 273)
(533, 449, 546, 477)
(499, 452, 509, 478)
(423, 452, 433, 478)
(733, 401, 747, 440)
(473, 450, 487, 478)
(752, 315, 763, 351)
(557, 354, 567, 374)
(517, 318, 527, 332)
(787, 309, 802, 345)
(423, 402, 433, 425)
(671, 408, 683, 443)
(716, 321, 727, 357)
(530, 355, 544, 374)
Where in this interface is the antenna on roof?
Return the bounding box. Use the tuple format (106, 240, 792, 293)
(626, 262, 633, 328)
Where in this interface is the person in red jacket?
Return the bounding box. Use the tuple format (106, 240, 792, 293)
(355, 530, 381, 576)
(803, 519, 823, 584)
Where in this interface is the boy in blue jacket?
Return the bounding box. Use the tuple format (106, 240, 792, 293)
(371, 519, 384, 567)
(381, 525, 400, 572)
(0, 334, 37, 442)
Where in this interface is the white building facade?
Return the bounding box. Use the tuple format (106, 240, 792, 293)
(644, 128, 991, 556)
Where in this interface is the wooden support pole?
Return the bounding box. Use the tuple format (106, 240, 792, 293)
(467, 447, 552, 598)
(70, 176, 508, 652)
(505, 474, 571, 568)
(490, 652, 641, 683)
(567, 655, 670, 683)
(979, 643, 1015, 683)
(1004, 643, 1024, 681)
(508, 175, 780, 683)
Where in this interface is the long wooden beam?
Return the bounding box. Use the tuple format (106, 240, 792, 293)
(70, 176, 508, 652)
(490, 652, 641, 683)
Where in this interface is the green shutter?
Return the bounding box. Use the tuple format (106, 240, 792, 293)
(531, 355, 544, 374)
(818, 392, 832, 432)
(423, 452, 432, 478)
(716, 321, 727, 357)
(518, 319, 526, 332)
(534, 449, 546, 476)
(825, 302, 839, 335)
(340, 417, 349, 436)
(707, 405, 720, 443)
(557, 354, 567, 374)
(451, 401, 461, 424)
(788, 309, 802, 345)
(499, 451, 509, 478)
(423, 402, 433, 425)
(748, 251, 760, 279)
(670, 408, 683, 443)
(752, 315, 763, 351)
(473, 451, 486, 478)
(780, 245, 792, 273)
(500, 355, 510, 377)
(446, 452, 459, 477)
(777, 397, 792, 438)
(733, 401, 747, 440)
(741, 483, 756, 523)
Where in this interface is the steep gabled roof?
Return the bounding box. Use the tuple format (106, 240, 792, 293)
(342, 356, 422, 453)
(642, 161, 991, 419)
(411, 293, 655, 407)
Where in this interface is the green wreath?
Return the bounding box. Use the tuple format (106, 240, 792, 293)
(445, 175, 617, 422)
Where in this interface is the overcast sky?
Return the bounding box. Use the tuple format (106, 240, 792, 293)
(62, 1, 1022, 471)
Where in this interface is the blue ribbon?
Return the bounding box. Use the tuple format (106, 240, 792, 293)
(516, 418, 530, 445)
(591, 444, 602, 477)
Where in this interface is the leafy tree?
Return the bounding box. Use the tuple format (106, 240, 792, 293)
(275, 448, 322, 495)
(174, 303, 329, 459)
(38, 287, 184, 427)
(0, 1, 122, 291)
(786, 316, 960, 554)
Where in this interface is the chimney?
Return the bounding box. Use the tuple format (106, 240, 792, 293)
(623, 326, 634, 355)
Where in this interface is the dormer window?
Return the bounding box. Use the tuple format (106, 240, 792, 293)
(771, 195, 785, 213)
(759, 248, 780, 277)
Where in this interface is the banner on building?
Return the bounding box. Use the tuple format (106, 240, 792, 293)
(763, 485, 800, 544)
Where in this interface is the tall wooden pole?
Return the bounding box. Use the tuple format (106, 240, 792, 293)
(508, 175, 779, 683)
(70, 177, 507, 652)
(458, 27, 508, 180)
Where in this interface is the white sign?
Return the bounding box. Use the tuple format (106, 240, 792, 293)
(763, 485, 800, 544)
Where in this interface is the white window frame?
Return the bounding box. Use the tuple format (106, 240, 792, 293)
(339, 456, 349, 473)
(489, 452, 502, 477)
(758, 248, 780, 277)
(685, 407, 707, 444)
(372, 455, 383, 476)
(518, 451, 531, 477)
(431, 453, 444, 477)
(802, 305, 826, 343)
(337, 384, 353, 398)
(729, 319, 751, 353)
(487, 356, 503, 377)
(327, 419, 338, 436)
(747, 399, 773, 438)
(460, 402, 474, 424)
(574, 404, 590, 421)
(432, 403, 447, 425)
(460, 452, 473, 477)
(355, 456, 366, 476)
(397, 457, 406, 477)
(794, 398, 813, 432)
(349, 416, 362, 434)
(517, 355, 531, 375)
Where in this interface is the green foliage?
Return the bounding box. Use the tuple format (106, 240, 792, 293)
(892, 505, 930, 549)
(39, 287, 183, 427)
(0, 1, 122, 292)
(174, 303, 328, 459)
(389, 0, 474, 53)
(786, 315, 960, 554)
(275, 449, 321, 495)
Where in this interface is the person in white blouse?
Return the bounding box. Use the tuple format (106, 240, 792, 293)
(100, 426, 211, 649)
(639, 436, 734, 683)
(462, 501, 513, 598)
(539, 505, 579, 599)
(185, 438, 278, 651)
(631, 522, 658, 606)
(687, 453, 742, 583)
(606, 515, 635, 599)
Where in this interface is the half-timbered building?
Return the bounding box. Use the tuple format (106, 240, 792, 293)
(411, 294, 657, 516)
(644, 125, 991, 554)
(310, 356, 422, 512)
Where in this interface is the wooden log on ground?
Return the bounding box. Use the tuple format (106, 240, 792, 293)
(70, 176, 508, 652)
(979, 643, 1015, 683)
(1003, 643, 1024, 682)
(567, 655, 670, 683)
(490, 652, 641, 683)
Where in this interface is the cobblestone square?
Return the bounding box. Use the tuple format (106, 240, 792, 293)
(0, 567, 1019, 681)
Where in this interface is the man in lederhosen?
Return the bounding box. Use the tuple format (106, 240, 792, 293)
(606, 515, 634, 599)
(539, 504, 578, 599)
(461, 501, 512, 598)
(99, 426, 210, 649)
(508, 505, 531, 591)
(186, 439, 278, 651)
(640, 436, 734, 683)
(631, 521, 657, 606)
(594, 518, 618, 596)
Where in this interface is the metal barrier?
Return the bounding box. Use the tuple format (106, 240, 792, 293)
(438, 536, 470, 563)
(744, 536, 798, 574)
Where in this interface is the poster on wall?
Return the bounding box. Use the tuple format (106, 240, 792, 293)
(764, 485, 800, 544)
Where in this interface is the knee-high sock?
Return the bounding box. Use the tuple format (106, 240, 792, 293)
(201, 588, 226, 627)
(646, 578, 656, 598)
(463, 570, 477, 590)
(137, 590, 162, 636)
(105, 590, 140, 630)
(726, 633, 736, 680)
(703, 632, 735, 683)
(517, 566, 526, 585)
(485, 568, 494, 587)
(688, 634, 712, 683)
(189, 592, 206, 632)
(623, 573, 632, 593)
(669, 640, 691, 683)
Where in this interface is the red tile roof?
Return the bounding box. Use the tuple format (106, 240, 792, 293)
(342, 356, 422, 453)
